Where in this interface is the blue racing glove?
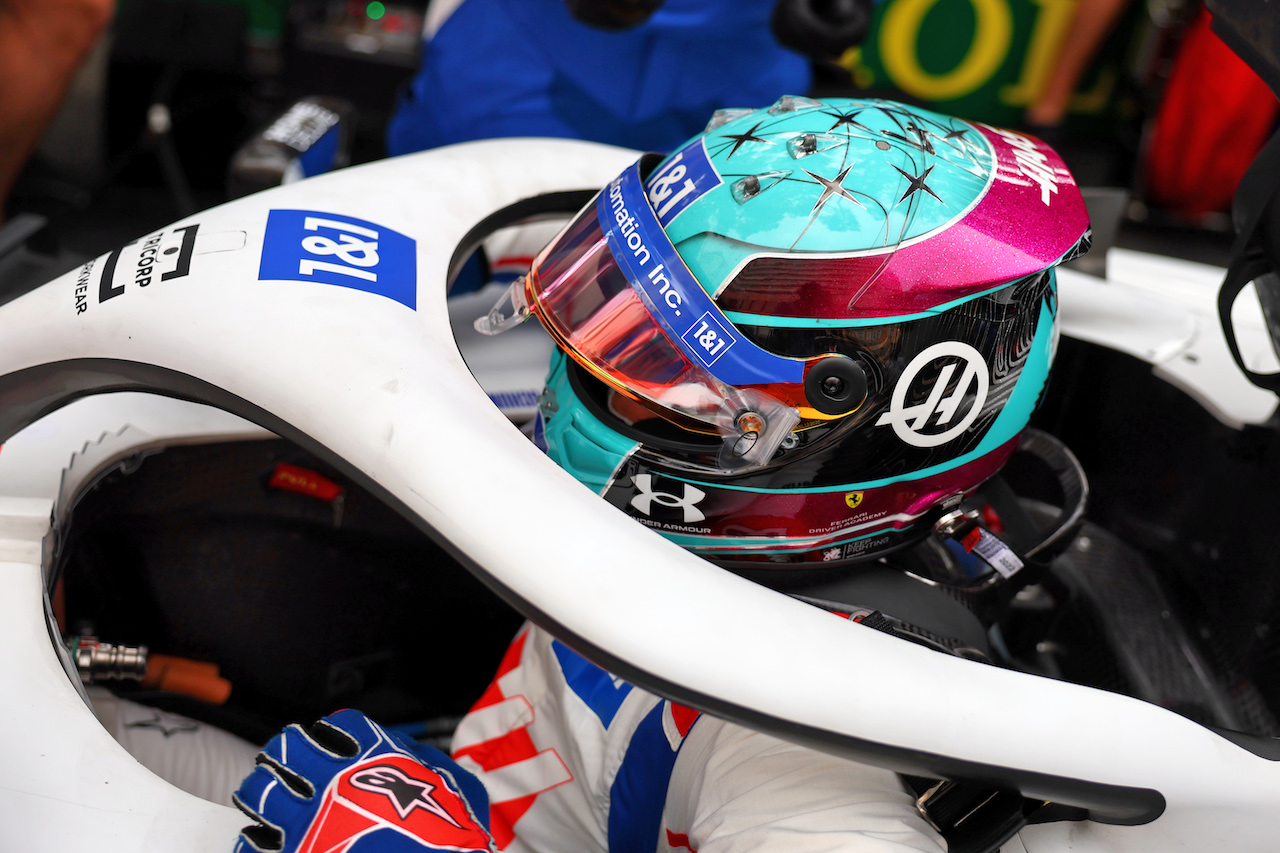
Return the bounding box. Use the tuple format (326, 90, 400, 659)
(233, 709, 495, 853)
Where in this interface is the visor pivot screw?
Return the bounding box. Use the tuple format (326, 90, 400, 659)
(805, 356, 868, 415)
(736, 411, 765, 436)
(781, 434, 800, 450)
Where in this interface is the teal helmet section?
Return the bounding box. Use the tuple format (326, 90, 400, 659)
(655, 96, 996, 304)
(536, 348, 638, 494)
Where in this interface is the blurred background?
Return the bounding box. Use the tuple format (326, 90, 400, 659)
(2, 0, 1276, 291)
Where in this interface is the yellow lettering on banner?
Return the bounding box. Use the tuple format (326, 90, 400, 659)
(879, 0, 1013, 101)
(999, 0, 1079, 106)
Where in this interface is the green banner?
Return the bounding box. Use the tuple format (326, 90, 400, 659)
(840, 0, 1129, 129)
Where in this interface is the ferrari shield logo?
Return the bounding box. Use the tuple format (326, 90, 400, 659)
(845, 492, 863, 510)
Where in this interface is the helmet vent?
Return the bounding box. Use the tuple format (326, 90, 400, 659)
(732, 176, 761, 203)
(767, 95, 824, 115)
(786, 133, 843, 159)
(704, 108, 755, 132)
(718, 254, 885, 316)
(731, 171, 792, 204)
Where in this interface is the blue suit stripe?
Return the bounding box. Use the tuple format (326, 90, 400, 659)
(607, 703, 685, 853)
(551, 640, 634, 727)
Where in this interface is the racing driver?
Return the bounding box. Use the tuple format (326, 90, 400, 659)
(233, 96, 1090, 853)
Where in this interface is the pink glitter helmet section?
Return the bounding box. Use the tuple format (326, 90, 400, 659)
(715, 126, 1089, 321)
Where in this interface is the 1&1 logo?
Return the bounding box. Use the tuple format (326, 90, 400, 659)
(645, 138, 722, 227)
(876, 342, 990, 448)
(258, 210, 417, 309)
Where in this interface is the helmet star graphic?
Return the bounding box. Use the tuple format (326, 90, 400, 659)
(891, 164, 943, 205)
(801, 163, 865, 215)
(824, 108, 874, 134)
(881, 122, 939, 155)
(931, 126, 991, 177)
(904, 123, 937, 154)
(715, 121, 776, 158)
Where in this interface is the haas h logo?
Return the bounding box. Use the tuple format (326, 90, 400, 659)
(876, 342, 990, 448)
(630, 474, 706, 523)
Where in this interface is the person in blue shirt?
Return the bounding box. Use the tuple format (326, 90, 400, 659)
(386, 0, 851, 156)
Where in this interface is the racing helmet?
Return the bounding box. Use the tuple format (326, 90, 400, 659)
(480, 96, 1090, 569)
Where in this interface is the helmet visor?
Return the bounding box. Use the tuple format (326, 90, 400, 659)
(530, 195, 728, 422)
(533, 158, 818, 468)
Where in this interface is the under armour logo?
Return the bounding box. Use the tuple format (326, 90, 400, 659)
(350, 764, 463, 827)
(875, 342, 989, 448)
(630, 474, 706, 523)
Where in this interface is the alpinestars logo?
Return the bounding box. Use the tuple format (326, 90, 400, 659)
(876, 342, 989, 448)
(630, 474, 706, 523)
(350, 764, 463, 827)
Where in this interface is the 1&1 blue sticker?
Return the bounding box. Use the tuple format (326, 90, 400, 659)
(645, 138, 721, 228)
(259, 210, 417, 309)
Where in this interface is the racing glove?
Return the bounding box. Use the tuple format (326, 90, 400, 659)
(233, 709, 496, 853)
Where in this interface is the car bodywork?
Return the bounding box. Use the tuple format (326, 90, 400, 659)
(2, 137, 1280, 852)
